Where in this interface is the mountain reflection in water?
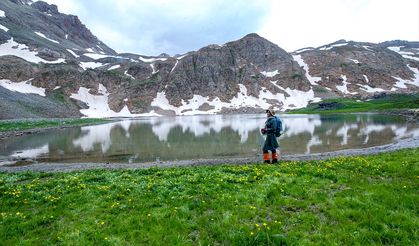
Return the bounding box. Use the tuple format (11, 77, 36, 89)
(1, 114, 418, 164)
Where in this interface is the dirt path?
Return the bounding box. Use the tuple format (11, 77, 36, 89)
(1, 136, 417, 173)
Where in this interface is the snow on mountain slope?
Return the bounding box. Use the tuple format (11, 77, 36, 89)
(0, 79, 45, 96)
(0, 38, 65, 64)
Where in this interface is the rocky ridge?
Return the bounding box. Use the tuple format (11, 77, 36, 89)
(0, 0, 418, 119)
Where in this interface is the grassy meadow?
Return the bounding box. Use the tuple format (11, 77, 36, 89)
(290, 94, 419, 114)
(0, 149, 418, 245)
(0, 118, 109, 132)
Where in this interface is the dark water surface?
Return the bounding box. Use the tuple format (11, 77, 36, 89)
(1, 114, 418, 164)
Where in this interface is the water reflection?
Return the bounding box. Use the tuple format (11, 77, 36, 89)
(1, 114, 418, 164)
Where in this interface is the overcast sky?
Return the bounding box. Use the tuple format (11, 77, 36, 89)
(39, 0, 419, 56)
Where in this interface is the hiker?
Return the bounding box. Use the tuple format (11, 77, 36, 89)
(261, 109, 279, 163)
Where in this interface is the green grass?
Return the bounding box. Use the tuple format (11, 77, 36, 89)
(0, 118, 109, 132)
(291, 94, 419, 114)
(1, 149, 418, 245)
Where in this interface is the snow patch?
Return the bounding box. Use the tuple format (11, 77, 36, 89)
(70, 84, 159, 118)
(392, 64, 419, 89)
(84, 53, 114, 60)
(176, 54, 187, 60)
(139, 56, 168, 63)
(65, 34, 68, 39)
(0, 10, 5, 18)
(124, 70, 135, 80)
(171, 60, 179, 72)
(319, 43, 347, 50)
(357, 84, 385, 93)
(348, 58, 360, 64)
(388, 46, 419, 62)
(336, 75, 357, 95)
(150, 63, 159, 74)
(151, 92, 211, 115)
(363, 75, 369, 83)
(400, 54, 419, 62)
(108, 64, 120, 70)
(150, 83, 321, 115)
(35, 32, 60, 44)
(85, 48, 94, 53)
(387, 46, 401, 52)
(0, 79, 46, 96)
(260, 70, 279, 77)
(79, 62, 104, 70)
(294, 48, 314, 53)
(0, 38, 65, 64)
(66, 49, 79, 58)
(271, 80, 322, 106)
(362, 46, 375, 52)
(293, 55, 321, 85)
(0, 24, 8, 32)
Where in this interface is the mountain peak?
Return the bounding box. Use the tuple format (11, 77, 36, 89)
(227, 33, 276, 47)
(243, 33, 262, 39)
(31, 1, 59, 14)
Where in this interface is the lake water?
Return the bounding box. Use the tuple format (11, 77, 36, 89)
(1, 114, 418, 164)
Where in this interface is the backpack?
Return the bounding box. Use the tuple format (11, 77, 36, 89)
(274, 116, 283, 137)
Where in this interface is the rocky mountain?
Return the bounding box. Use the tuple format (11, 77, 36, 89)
(292, 40, 419, 97)
(0, 0, 418, 119)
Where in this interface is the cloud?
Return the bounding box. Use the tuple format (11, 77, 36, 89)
(258, 0, 419, 51)
(39, 0, 419, 55)
(41, 0, 271, 55)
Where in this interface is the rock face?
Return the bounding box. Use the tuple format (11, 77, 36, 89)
(0, 0, 115, 66)
(293, 40, 419, 98)
(0, 0, 419, 119)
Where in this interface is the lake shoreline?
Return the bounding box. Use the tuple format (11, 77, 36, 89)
(0, 118, 110, 140)
(1, 136, 417, 173)
(1, 109, 417, 140)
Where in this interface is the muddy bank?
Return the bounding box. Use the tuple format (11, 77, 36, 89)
(1, 136, 417, 173)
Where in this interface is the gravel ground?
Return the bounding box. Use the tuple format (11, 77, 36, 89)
(1, 136, 417, 173)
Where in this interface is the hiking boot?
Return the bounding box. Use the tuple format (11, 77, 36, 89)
(263, 153, 270, 164)
(272, 159, 278, 164)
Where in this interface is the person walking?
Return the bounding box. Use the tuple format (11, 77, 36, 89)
(261, 109, 279, 164)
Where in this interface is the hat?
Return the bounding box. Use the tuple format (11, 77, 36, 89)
(266, 109, 275, 116)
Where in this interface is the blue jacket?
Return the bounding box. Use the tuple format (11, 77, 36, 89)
(263, 116, 279, 151)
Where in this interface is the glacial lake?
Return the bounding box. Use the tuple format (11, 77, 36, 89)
(1, 114, 418, 165)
